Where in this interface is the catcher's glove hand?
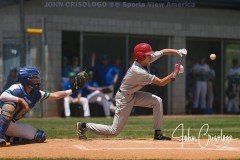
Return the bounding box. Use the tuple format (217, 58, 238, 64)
(71, 71, 89, 93)
(18, 98, 30, 111)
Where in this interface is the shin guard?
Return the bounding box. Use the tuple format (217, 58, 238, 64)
(0, 114, 11, 146)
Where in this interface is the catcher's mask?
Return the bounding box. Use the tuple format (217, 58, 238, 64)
(28, 75, 41, 91)
(18, 66, 41, 91)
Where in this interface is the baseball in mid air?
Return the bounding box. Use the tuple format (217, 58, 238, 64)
(210, 54, 216, 60)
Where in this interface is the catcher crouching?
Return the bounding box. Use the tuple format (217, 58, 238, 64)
(0, 66, 88, 146)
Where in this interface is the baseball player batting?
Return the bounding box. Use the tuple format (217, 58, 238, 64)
(76, 43, 187, 140)
(0, 66, 88, 146)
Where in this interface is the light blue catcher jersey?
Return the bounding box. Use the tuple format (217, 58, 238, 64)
(0, 84, 50, 109)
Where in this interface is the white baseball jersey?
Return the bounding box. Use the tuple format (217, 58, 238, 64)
(86, 51, 165, 136)
(119, 51, 163, 94)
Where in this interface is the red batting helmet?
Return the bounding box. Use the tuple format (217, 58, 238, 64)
(134, 43, 154, 61)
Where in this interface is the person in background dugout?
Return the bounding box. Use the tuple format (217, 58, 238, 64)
(192, 57, 211, 114)
(105, 59, 122, 100)
(69, 57, 81, 73)
(3, 67, 19, 91)
(206, 61, 216, 114)
(0, 66, 76, 147)
(63, 72, 90, 117)
(61, 57, 71, 88)
(226, 59, 240, 114)
(94, 55, 111, 86)
(186, 60, 195, 114)
(82, 71, 116, 118)
(112, 58, 124, 94)
(94, 55, 115, 100)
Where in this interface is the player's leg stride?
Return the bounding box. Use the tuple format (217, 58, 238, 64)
(77, 123, 171, 140)
(76, 43, 186, 141)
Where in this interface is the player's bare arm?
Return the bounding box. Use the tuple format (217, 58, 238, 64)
(0, 92, 29, 110)
(152, 74, 173, 87)
(152, 56, 184, 87)
(0, 92, 23, 103)
(47, 89, 72, 101)
(0, 87, 75, 103)
(160, 49, 178, 56)
(48, 71, 89, 101)
(150, 48, 187, 64)
(160, 48, 187, 57)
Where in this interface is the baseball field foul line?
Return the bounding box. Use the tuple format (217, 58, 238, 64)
(73, 145, 240, 152)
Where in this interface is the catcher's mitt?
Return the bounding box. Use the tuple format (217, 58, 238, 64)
(71, 71, 89, 93)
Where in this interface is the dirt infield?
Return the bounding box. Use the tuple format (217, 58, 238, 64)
(0, 139, 240, 159)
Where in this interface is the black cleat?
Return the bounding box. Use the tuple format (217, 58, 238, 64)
(154, 130, 171, 140)
(76, 122, 87, 140)
(0, 139, 6, 147)
(154, 134, 172, 140)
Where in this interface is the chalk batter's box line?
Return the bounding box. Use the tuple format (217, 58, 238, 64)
(73, 145, 240, 152)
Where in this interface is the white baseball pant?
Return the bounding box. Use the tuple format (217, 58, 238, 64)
(87, 90, 112, 117)
(86, 91, 163, 136)
(64, 97, 90, 117)
(194, 81, 207, 109)
(104, 85, 114, 101)
(207, 81, 214, 109)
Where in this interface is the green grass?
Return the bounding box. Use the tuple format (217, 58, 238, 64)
(20, 115, 240, 139)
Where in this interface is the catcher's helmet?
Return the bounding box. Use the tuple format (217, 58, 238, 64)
(18, 66, 41, 90)
(134, 43, 154, 61)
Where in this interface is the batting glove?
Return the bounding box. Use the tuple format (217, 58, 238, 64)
(179, 65, 184, 74)
(177, 48, 187, 57)
(170, 64, 181, 81)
